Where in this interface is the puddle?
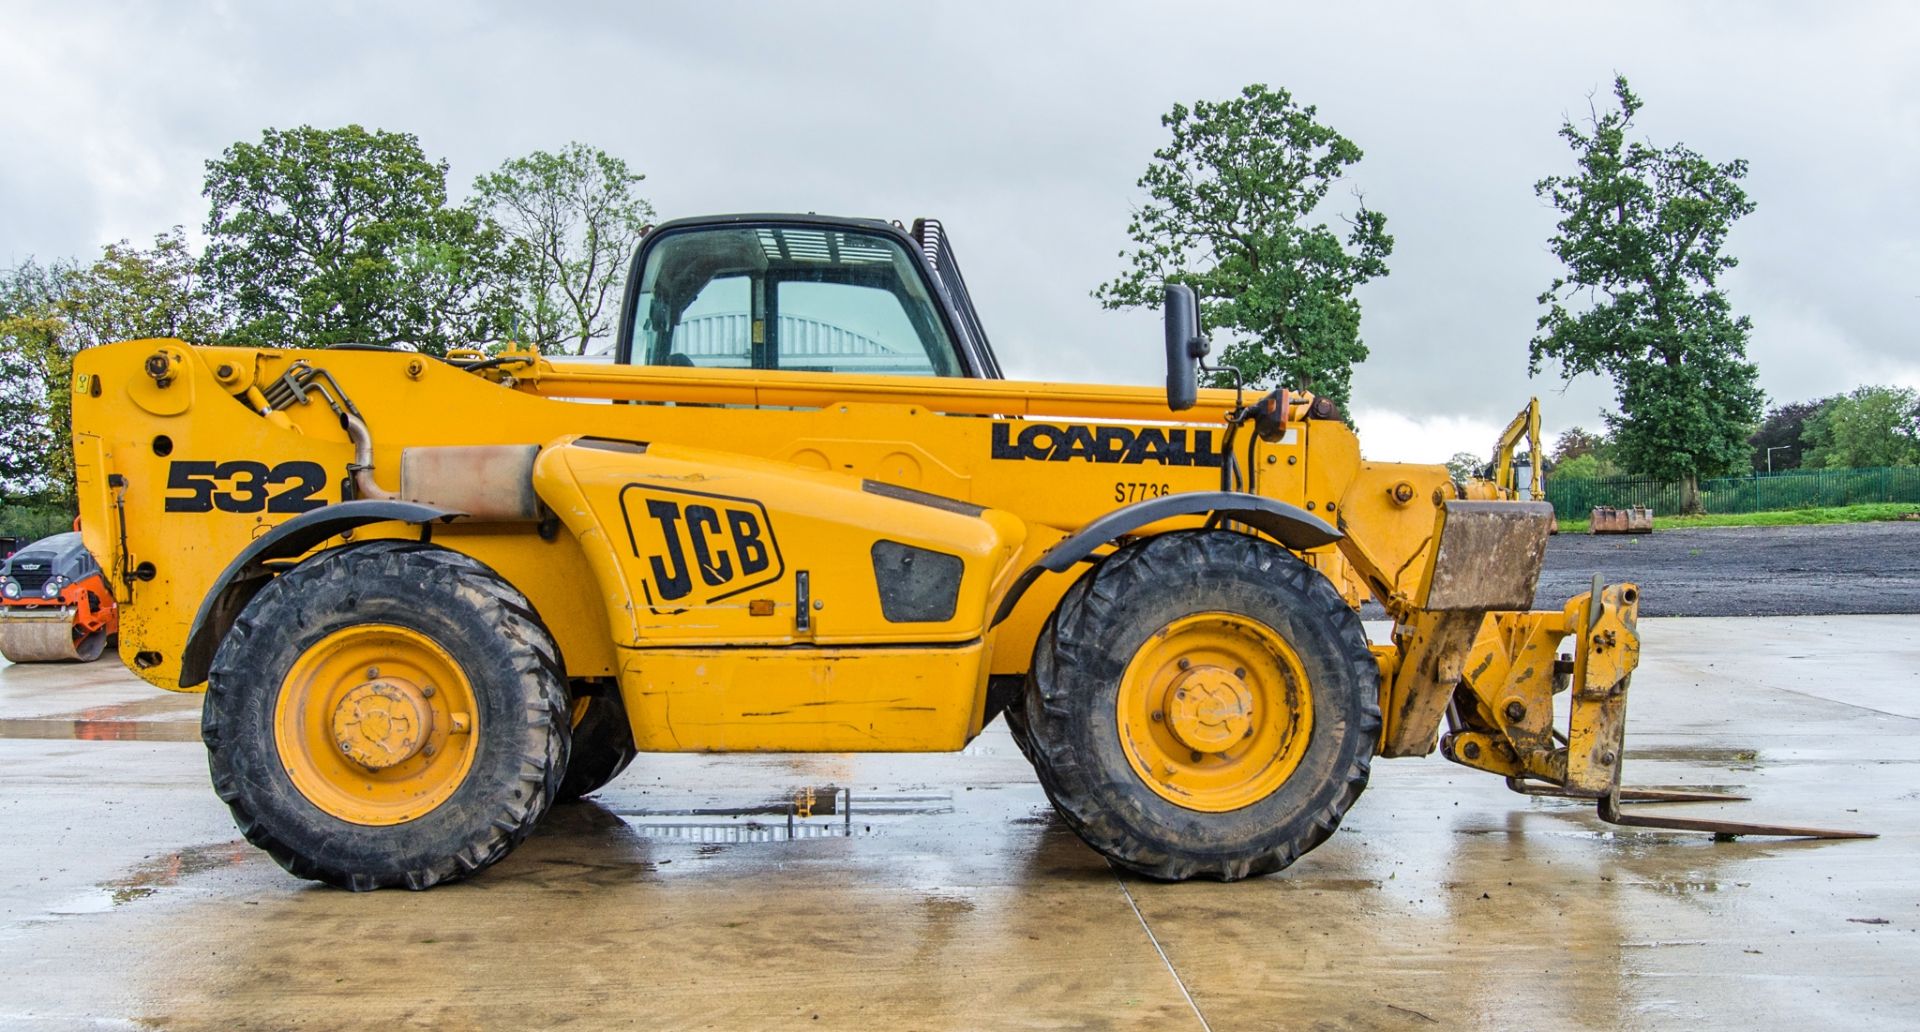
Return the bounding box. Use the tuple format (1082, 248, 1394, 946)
(1287, 878, 1386, 892)
(48, 841, 251, 915)
(0, 717, 201, 742)
(70, 696, 203, 721)
(1627, 784, 1748, 797)
(921, 894, 977, 918)
(1625, 746, 1759, 769)
(103, 842, 251, 905)
(612, 786, 954, 844)
(1635, 879, 1748, 896)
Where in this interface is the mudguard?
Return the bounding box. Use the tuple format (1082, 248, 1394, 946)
(989, 492, 1338, 627)
(177, 499, 463, 687)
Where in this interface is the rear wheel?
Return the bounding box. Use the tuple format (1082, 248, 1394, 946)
(203, 541, 569, 891)
(1021, 531, 1379, 881)
(556, 684, 637, 802)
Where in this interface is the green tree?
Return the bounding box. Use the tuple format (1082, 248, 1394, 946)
(1, 233, 221, 502)
(1551, 452, 1602, 480)
(1552, 426, 1604, 463)
(1802, 385, 1920, 468)
(1445, 450, 1485, 485)
(1096, 84, 1392, 411)
(1747, 397, 1830, 472)
(1531, 77, 1763, 512)
(61, 227, 223, 348)
(201, 125, 513, 355)
(0, 259, 75, 499)
(476, 143, 653, 355)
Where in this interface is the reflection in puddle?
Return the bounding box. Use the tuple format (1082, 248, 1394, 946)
(45, 841, 253, 915)
(920, 895, 976, 921)
(0, 717, 201, 742)
(104, 842, 251, 905)
(611, 786, 954, 844)
(1625, 745, 1760, 768)
(1636, 878, 1747, 896)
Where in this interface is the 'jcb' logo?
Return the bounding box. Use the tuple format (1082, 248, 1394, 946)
(619, 485, 784, 609)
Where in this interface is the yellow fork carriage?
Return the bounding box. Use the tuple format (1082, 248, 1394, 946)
(70, 214, 1867, 890)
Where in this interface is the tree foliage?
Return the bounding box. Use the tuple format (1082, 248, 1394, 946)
(1096, 84, 1392, 411)
(1532, 77, 1763, 504)
(2, 232, 226, 501)
(1552, 453, 1603, 481)
(1551, 425, 1605, 463)
(63, 228, 222, 348)
(1746, 397, 1829, 471)
(202, 125, 513, 355)
(1802, 385, 1920, 469)
(1444, 450, 1484, 485)
(476, 143, 653, 355)
(0, 259, 75, 498)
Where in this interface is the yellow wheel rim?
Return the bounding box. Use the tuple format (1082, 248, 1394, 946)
(274, 624, 479, 826)
(1116, 612, 1313, 813)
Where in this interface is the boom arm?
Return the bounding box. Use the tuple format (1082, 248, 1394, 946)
(1489, 397, 1545, 501)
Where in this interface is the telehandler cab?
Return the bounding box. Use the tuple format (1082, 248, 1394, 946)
(70, 214, 1864, 890)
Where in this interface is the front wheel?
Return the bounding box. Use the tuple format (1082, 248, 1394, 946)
(202, 541, 570, 891)
(1020, 531, 1380, 881)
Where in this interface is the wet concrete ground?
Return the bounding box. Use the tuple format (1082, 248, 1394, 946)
(0, 616, 1915, 1031)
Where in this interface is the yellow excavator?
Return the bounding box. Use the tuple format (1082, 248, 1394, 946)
(1461, 397, 1557, 531)
(1462, 397, 1546, 502)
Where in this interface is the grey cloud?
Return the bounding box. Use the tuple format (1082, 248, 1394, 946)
(3, 0, 1914, 446)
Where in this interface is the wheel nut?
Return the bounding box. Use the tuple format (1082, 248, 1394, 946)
(365, 666, 379, 679)
(1190, 751, 1203, 763)
(1151, 710, 1164, 722)
(423, 744, 437, 757)
(1177, 658, 1191, 670)
(1233, 667, 1245, 679)
(421, 684, 435, 698)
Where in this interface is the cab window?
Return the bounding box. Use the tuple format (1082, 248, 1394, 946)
(630, 225, 961, 376)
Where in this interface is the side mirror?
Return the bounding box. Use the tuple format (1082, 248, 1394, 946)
(1163, 283, 1208, 411)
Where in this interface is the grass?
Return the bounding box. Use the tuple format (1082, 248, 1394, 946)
(1557, 502, 1920, 534)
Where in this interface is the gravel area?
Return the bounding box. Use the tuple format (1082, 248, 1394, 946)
(1535, 520, 1920, 617)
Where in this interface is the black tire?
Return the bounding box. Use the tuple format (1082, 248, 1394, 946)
(556, 684, 638, 802)
(989, 675, 1035, 762)
(202, 541, 570, 891)
(1020, 530, 1380, 881)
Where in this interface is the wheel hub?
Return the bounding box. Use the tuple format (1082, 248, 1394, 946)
(332, 679, 434, 770)
(1115, 612, 1315, 813)
(1165, 667, 1254, 754)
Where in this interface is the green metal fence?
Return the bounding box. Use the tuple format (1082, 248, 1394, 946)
(1545, 466, 1920, 521)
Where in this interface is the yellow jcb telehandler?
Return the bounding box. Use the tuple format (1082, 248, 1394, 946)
(69, 214, 1864, 890)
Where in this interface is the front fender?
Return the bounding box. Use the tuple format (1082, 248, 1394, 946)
(177, 499, 463, 687)
(988, 492, 1339, 627)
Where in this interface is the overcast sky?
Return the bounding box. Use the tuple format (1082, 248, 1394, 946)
(3, 2, 1915, 461)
